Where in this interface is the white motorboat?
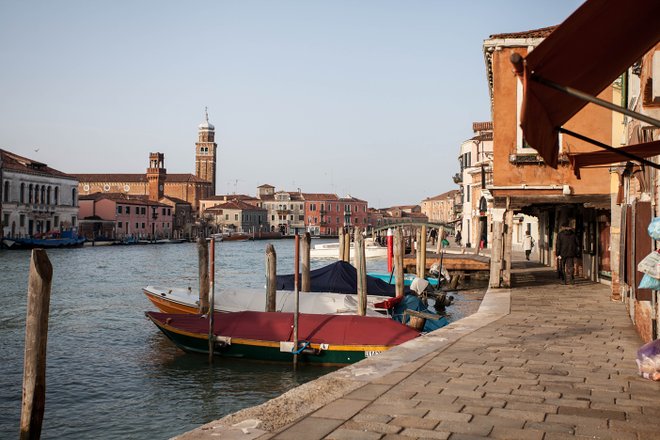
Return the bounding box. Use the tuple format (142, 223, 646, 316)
(310, 238, 388, 259)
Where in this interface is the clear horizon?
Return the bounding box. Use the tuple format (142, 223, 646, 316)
(0, 0, 583, 208)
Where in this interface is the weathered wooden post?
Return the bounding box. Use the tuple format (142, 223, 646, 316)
(415, 228, 422, 278)
(293, 233, 300, 367)
(265, 243, 277, 312)
(355, 228, 367, 316)
(344, 229, 351, 262)
(338, 229, 345, 261)
(301, 232, 311, 292)
(419, 225, 427, 279)
(208, 237, 216, 364)
(20, 249, 53, 440)
(197, 238, 209, 313)
(394, 228, 405, 298)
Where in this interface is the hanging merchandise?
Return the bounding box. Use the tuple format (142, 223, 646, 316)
(636, 339, 660, 381)
(647, 217, 660, 240)
(637, 250, 660, 279)
(638, 273, 660, 290)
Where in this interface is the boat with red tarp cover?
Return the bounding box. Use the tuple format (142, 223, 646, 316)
(145, 310, 420, 365)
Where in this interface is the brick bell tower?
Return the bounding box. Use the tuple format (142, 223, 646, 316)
(147, 152, 166, 201)
(195, 107, 217, 195)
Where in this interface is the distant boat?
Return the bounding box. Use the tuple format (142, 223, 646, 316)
(1, 229, 85, 250)
(209, 232, 251, 242)
(145, 310, 420, 365)
(310, 238, 387, 259)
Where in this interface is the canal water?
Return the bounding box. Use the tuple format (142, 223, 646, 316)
(0, 239, 485, 439)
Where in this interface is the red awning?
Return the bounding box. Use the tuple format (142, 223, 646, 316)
(518, 0, 660, 168)
(568, 140, 660, 178)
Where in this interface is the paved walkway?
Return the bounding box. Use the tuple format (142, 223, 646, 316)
(178, 261, 660, 440)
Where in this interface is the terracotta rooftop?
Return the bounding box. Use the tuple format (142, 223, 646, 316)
(302, 193, 339, 201)
(79, 192, 170, 207)
(425, 190, 460, 201)
(73, 173, 209, 184)
(206, 199, 266, 211)
(1, 149, 75, 180)
(489, 25, 557, 40)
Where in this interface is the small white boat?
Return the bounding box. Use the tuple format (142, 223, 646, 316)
(311, 238, 388, 259)
(143, 285, 390, 317)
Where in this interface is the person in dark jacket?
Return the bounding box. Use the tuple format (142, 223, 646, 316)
(556, 224, 580, 285)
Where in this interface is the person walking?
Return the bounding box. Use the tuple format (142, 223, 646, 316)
(556, 224, 580, 285)
(523, 232, 535, 261)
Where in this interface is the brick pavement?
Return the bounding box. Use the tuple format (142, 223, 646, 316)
(178, 261, 660, 440)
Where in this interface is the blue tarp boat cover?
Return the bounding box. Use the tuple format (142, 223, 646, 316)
(275, 261, 411, 297)
(391, 295, 449, 333)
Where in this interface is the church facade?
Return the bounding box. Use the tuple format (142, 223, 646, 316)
(74, 111, 217, 214)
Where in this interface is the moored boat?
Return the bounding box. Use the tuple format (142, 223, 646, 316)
(145, 310, 420, 365)
(1, 229, 85, 249)
(143, 285, 390, 317)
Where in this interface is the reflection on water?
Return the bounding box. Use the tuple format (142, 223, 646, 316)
(0, 239, 483, 439)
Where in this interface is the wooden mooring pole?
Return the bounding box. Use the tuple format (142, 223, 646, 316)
(20, 249, 53, 440)
(394, 228, 404, 298)
(355, 228, 367, 316)
(419, 225, 427, 279)
(293, 233, 300, 368)
(301, 232, 311, 292)
(208, 237, 215, 364)
(338, 229, 345, 261)
(265, 243, 277, 312)
(197, 238, 209, 313)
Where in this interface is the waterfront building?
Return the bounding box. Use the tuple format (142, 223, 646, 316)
(75, 112, 217, 214)
(204, 199, 267, 234)
(303, 194, 368, 237)
(199, 193, 260, 214)
(255, 184, 305, 235)
(1, 149, 79, 238)
(368, 205, 428, 229)
(483, 26, 612, 287)
(78, 193, 174, 240)
(420, 190, 460, 223)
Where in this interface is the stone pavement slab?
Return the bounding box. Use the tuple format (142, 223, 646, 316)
(175, 264, 660, 440)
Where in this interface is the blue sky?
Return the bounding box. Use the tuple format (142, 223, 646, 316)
(0, 0, 583, 207)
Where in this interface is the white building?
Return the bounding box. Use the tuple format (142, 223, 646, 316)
(255, 184, 305, 235)
(1, 149, 79, 238)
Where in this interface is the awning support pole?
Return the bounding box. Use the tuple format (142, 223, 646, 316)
(559, 127, 660, 170)
(531, 74, 660, 128)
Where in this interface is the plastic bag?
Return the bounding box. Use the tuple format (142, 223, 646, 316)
(638, 273, 660, 290)
(638, 251, 660, 279)
(636, 339, 660, 381)
(648, 217, 660, 240)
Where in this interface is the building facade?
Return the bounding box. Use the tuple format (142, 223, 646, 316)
(484, 26, 613, 287)
(204, 199, 267, 234)
(1, 149, 79, 238)
(254, 185, 306, 235)
(79, 193, 173, 240)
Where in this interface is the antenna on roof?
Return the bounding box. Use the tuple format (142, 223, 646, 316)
(204, 106, 209, 122)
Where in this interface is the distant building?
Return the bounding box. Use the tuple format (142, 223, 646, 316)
(369, 205, 428, 229)
(204, 199, 267, 234)
(255, 184, 305, 235)
(303, 194, 368, 236)
(1, 149, 79, 238)
(420, 190, 460, 223)
(78, 193, 173, 240)
(75, 112, 217, 214)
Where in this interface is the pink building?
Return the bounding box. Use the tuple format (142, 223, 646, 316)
(79, 193, 173, 240)
(303, 193, 368, 236)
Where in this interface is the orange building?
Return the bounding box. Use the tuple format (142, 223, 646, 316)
(483, 27, 613, 286)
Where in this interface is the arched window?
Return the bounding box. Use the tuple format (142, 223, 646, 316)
(47, 186, 51, 205)
(71, 188, 77, 207)
(54, 187, 59, 205)
(3, 181, 9, 202)
(34, 185, 40, 203)
(41, 186, 45, 204)
(20, 183, 25, 203)
(29, 184, 33, 203)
